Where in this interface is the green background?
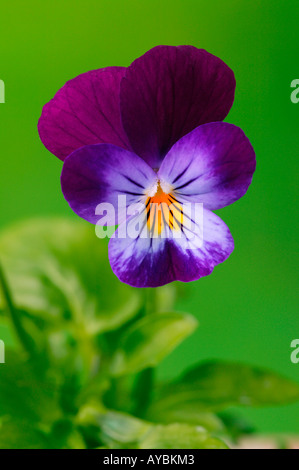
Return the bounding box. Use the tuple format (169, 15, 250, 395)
(0, 0, 298, 433)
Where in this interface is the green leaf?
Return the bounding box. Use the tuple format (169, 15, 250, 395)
(77, 406, 150, 448)
(131, 368, 155, 417)
(0, 350, 60, 424)
(0, 417, 47, 449)
(99, 411, 151, 445)
(146, 405, 224, 432)
(78, 408, 227, 450)
(139, 423, 228, 449)
(0, 218, 141, 334)
(48, 419, 86, 449)
(0, 416, 85, 449)
(0, 264, 37, 355)
(0, 316, 16, 348)
(217, 412, 255, 440)
(110, 312, 198, 376)
(149, 360, 299, 414)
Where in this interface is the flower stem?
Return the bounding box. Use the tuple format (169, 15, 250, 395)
(144, 288, 158, 316)
(131, 288, 159, 416)
(0, 262, 36, 355)
(131, 367, 154, 418)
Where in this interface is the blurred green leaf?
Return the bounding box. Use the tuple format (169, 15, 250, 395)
(149, 361, 299, 414)
(0, 218, 141, 334)
(139, 423, 228, 449)
(47, 419, 86, 449)
(110, 312, 198, 376)
(131, 368, 154, 417)
(0, 417, 48, 449)
(217, 412, 255, 440)
(146, 405, 224, 433)
(77, 407, 227, 449)
(0, 317, 16, 348)
(77, 406, 150, 448)
(100, 411, 151, 445)
(0, 416, 86, 449)
(0, 264, 37, 355)
(0, 350, 60, 424)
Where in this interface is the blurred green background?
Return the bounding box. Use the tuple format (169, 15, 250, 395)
(0, 0, 298, 433)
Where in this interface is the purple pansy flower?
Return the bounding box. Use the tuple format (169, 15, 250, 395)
(38, 45, 256, 288)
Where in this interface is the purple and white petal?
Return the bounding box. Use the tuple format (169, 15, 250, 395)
(120, 45, 236, 168)
(38, 67, 131, 161)
(158, 122, 256, 210)
(108, 207, 234, 288)
(61, 144, 157, 224)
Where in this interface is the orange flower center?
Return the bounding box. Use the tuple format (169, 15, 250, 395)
(145, 181, 183, 235)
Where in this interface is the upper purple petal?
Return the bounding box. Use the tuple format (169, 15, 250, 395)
(158, 122, 256, 210)
(120, 45, 236, 168)
(61, 144, 156, 224)
(38, 67, 131, 161)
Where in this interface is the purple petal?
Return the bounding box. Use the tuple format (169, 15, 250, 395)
(61, 144, 156, 224)
(108, 208, 234, 288)
(120, 45, 236, 168)
(38, 67, 131, 161)
(158, 122, 256, 210)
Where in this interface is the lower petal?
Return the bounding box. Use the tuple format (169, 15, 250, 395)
(108, 208, 234, 287)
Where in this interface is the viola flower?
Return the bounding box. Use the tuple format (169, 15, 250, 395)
(38, 45, 256, 288)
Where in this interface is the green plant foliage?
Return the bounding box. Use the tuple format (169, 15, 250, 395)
(0, 218, 141, 333)
(0, 418, 48, 450)
(148, 361, 299, 416)
(0, 350, 60, 423)
(98, 410, 151, 445)
(110, 312, 198, 376)
(139, 423, 228, 449)
(146, 406, 224, 433)
(0, 218, 298, 449)
(77, 408, 227, 449)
